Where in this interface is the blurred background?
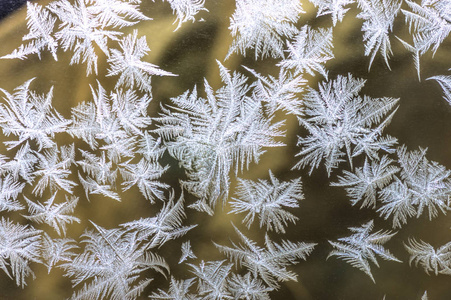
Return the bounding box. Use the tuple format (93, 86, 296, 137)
(0, 0, 450, 299)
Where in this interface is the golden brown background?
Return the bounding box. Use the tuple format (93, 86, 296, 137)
(0, 0, 450, 299)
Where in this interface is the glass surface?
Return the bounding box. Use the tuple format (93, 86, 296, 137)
(0, 0, 450, 299)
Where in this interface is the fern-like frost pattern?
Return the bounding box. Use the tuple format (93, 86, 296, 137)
(0, 0, 450, 298)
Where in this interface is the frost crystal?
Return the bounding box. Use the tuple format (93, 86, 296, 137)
(228, 0, 304, 59)
(294, 74, 398, 175)
(278, 25, 334, 78)
(230, 170, 303, 233)
(215, 225, 316, 288)
(0, 79, 71, 151)
(155, 62, 284, 207)
(1, 0, 451, 298)
(107, 30, 176, 93)
(328, 220, 401, 282)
